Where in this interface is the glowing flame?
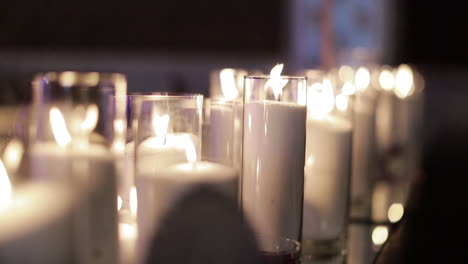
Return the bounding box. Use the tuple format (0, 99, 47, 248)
(117, 196, 123, 211)
(220, 69, 239, 100)
(130, 186, 137, 216)
(372, 226, 389, 246)
(354, 67, 371, 91)
(342, 81, 356, 95)
(335, 93, 349, 111)
(338, 65, 355, 82)
(379, 68, 395, 91)
(152, 112, 170, 138)
(119, 223, 137, 240)
(185, 138, 197, 163)
(0, 160, 12, 211)
(59, 71, 77, 87)
(2, 139, 24, 173)
(394, 64, 414, 98)
(81, 104, 99, 133)
(265, 64, 288, 100)
(50, 107, 72, 147)
(388, 203, 404, 223)
(308, 80, 335, 118)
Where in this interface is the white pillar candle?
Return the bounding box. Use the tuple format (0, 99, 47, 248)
(135, 133, 197, 264)
(242, 100, 306, 251)
(29, 143, 118, 264)
(119, 222, 137, 264)
(0, 161, 76, 264)
(136, 138, 236, 263)
(303, 115, 352, 240)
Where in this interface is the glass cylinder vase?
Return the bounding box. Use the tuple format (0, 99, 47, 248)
(29, 71, 127, 264)
(241, 72, 307, 256)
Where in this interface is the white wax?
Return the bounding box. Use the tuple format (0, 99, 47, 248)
(350, 109, 377, 217)
(137, 160, 237, 264)
(29, 143, 118, 264)
(303, 116, 352, 240)
(0, 183, 75, 264)
(242, 101, 306, 251)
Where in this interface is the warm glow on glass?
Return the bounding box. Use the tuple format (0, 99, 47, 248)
(394, 64, 414, 98)
(114, 120, 125, 134)
(59, 71, 77, 87)
(220, 69, 239, 100)
(81, 104, 99, 133)
(130, 186, 137, 216)
(185, 138, 198, 163)
(388, 203, 404, 223)
(372, 225, 389, 246)
(379, 68, 395, 91)
(119, 223, 137, 240)
(308, 80, 335, 118)
(355, 67, 371, 91)
(266, 63, 288, 100)
(338, 65, 355, 82)
(0, 160, 12, 212)
(50, 107, 72, 147)
(152, 112, 170, 138)
(2, 139, 24, 173)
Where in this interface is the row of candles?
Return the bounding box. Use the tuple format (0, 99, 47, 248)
(0, 64, 422, 263)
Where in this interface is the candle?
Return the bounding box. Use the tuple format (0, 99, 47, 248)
(136, 138, 237, 263)
(0, 160, 76, 264)
(242, 65, 306, 252)
(29, 106, 119, 264)
(302, 80, 352, 240)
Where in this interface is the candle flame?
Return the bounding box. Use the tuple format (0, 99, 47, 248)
(379, 68, 395, 91)
(338, 65, 355, 82)
(394, 64, 414, 98)
(119, 223, 137, 239)
(117, 195, 123, 211)
(152, 112, 170, 138)
(335, 93, 349, 111)
(130, 186, 137, 216)
(184, 137, 197, 163)
(80, 104, 99, 133)
(308, 79, 335, 118)
(265, 63, 288, 100)
(354, 67, 371, 91)
(0, 160, 12, 212)
(388, 203, 404, 223)
(220, 69, 239, 100)
(372, 226, 389, 246)
(50, 107, 72, 147)
(2, 139, 24, 173)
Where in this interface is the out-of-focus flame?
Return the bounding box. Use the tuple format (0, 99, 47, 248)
(394, 64, 414, 98)
(119, 223, 137, 240)
(388, 203, 404, 223)
(185, 138, 198, 164)
(2, 139, 24, 173)
(220, 69, 240, 100)
(308, 80, 335, 118)
(379, 68, 395, 91)
(342, 81, 356, 95)
(372, 226, 389, 246)
(338, 65, 355, 82)
(117, 196, 123, 211)
(354, 67, 371, 91)
(152, 112, 170, 138)
(50, 107, 72, 147)
(265, 64, 288, 100)
(335, 93, 349, 111)
(81, 104, 99, 133)
(130, 186, 137, 216)
(0, 160, 12, 212)
(59, 71, 77, 87)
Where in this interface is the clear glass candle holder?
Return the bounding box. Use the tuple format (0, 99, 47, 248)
(29, 71, 127, 264)
(133, 94, 203, 264)
(302, 73, 354, 259)
(241, 73, 307, 254)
